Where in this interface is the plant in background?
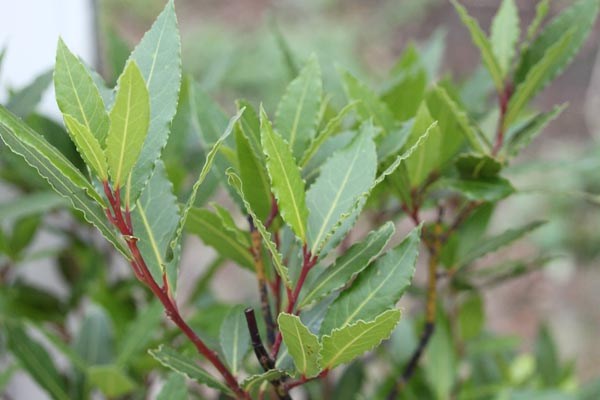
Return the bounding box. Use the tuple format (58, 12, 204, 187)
(0, 0, 599, 399)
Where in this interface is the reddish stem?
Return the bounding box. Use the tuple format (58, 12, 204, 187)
(493, 82, 513, 155)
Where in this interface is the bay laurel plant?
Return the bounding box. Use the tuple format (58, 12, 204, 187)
(0, 0, 598, 399)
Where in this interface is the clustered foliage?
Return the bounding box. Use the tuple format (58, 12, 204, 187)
(0, 0, 599, 399)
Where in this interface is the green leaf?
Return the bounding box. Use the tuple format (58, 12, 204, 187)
(515, 0, 600, 86)
(320, 228, 420, 334)
(242, 370, 288, 391)
(149, 345, 234, 396)
(117, 300, 163, 366)
(505, 29, 575, 128)
(307, 121, 377, 254)
(451, 0, 504, 91)
(458, 293, 485, 340)
(275, 54, 322, 158)
(7, 69, 53, 118)
(4, 322, 70, 400)
(278, 313, 322, 378)
(340, 69, 396, 133)
(438, 176, 515, 202)
(54, 38, 110, 143)
(459, 221, 545, 267)
(169, 109, 243, 262)
(0, 106, 129, 257)
(261, 107, 308, 242)
(0, 191, 66, 222)
(320, 309, 401, 369)
(127, 0, 182, 199)
(236, 107, 271, 221)
(226, 170, 291, 288)
(211, 203, 250, 247)
(186, 208, 254, 270)
(157, 373, 188, 400)
(524, 0, 551, 45)
(63, 114, 108, 180)
(505, 104, 567, 157)
(105, 60, 150, 187)
(490, 0, 520, 75)
(424, 315, 456, 399)
(219, 306, 250, 375)
(403, 104, 442, 186)
(301, 222, 395, 308)
(74, 304, 114, 365)
(88, 365, 136, 397)
(300, 101, 357, 168)
(132, 161, 180, 286)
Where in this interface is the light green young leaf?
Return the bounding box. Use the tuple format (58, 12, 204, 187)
(0, 191, 66, 222)
(524, 0, 551, 45)
(515, 0, 600, 86)
(105, 60, 150, 188)
(275, 54, 322, 158)
(219, 306, 251, 375)
(211, 203, 250, 247)
(117, 300, 163, 366)
(278, 313, 322, 378)
(451, 0, 504, 91)
(320, 227, 420, 334)
(403, 104, 442, 186)
(490, 0, 520, 75)
(424, 315, 456, 400)
(438, 176, 514, 202)
(149, 345, 233, 396)
(7, 69, 53, 118)
(88, 365, 136, 397)
(320, 309, 401, 369)
(127, 0, 182, 199)
(54, 39, 110, 143)
(226, 170, 291, 288)
(4, 322, 70, 400)
(132, 161, 180, 286)
(300, 222, 395, 308)
(74, 304, 114, 365)
(242, 370, 288, 391)
(307, 121, 377, 254)
(157, 373, 187, 400)
(63, 114, 108, 180)
(169, 109, 243, 260)
(0, 106, 128, 257)
(186, 208, 254, 269)
(505, 30, 575, 128)
(261, 107, 308, 242)
(300, 101, 357, 168)
(340, 69, 396, 133)
(505, 103, 566, 157)
(236, 108, 271, 221)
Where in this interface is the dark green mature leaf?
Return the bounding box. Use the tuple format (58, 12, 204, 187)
(4, 322, 70, 400)
(535, 325, 560, 386)
(459, 221, 545, 267)
(320, 227, 420, 334)
(117, 300, 163, 366)
(149, 345, 234, 396)
(439, 176, 514, 202)
(88, 365, 136, 397)
(157, 373, 188, 400)
(515, 0, 600, 86)
(226, 170, 291, 287)
(0, 106, 128, 257)
(220, 306, 250, 375)
(275, 54, 322, 158)
(74, 304, 114, 365)
(424, 315, 457, 399)
(320, 309, 401, 369)
(459, 293, 485, 340)
(7, 69, 53, 117)
(490, 0, 520, 75)
(340, 69, 396, 134)
(300, 222, 395, 308)
(307, 121, 377, 255)
(278, 313, 322, 377)
(132, 161, 180, 286)
(261, 107, 308, 242)
(451, 0, 504, 91)
(105, 60, 150, 187)
(505, 104, 567, 157)
(127, 0, 182, 199)
(505, 29, 575, 128)
(186, 208, 254, 270)
(54, 39, 110, 143)
(455, 154, 502, 179)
